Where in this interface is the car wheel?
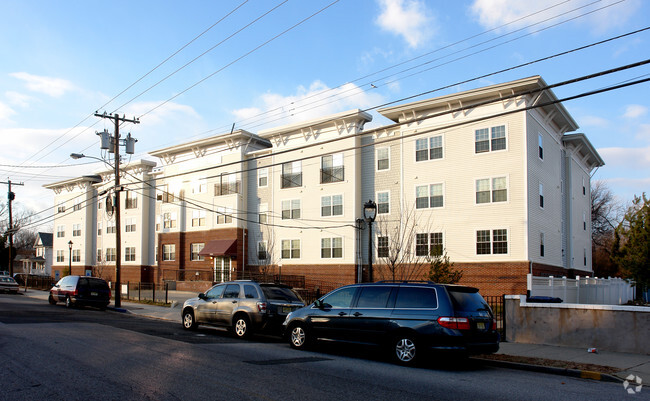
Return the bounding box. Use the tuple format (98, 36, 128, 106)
(232, 315, 251, 339)
(182, 309, 198, 330)
(48, 294, 57, 305)
(65, 296, 73, 308)
(393, 335, 417, 366)
(289, 324, 311, 350)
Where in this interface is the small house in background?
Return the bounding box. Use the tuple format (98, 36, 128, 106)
(21, 232, 53, 276)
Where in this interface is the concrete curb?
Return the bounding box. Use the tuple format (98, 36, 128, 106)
(472, 357, 623, 383)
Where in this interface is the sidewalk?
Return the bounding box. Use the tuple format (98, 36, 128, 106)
(18, 288, 649, 385)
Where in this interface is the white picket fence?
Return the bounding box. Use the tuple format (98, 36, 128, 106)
(527, 274, 635, 305)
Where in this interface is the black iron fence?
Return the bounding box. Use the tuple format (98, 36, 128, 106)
(13, 274, 54, 290)
(484, 295, 506, 340)
(120, 282, 171, 304)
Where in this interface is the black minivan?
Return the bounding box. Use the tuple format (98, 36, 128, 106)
(283, 281, 499, 366)
(49, 276, 111, 309)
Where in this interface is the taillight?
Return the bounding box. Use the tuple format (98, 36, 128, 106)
(257, 302, 267, 313)
(437, 317, 471, 330)
(491, 319, 497, 331)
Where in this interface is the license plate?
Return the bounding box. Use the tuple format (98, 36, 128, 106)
(280, 306, 292, 314)
(476, 322, 486, 330)
(91, 292, 98, 296)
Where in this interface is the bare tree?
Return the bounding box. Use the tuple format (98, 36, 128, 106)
(374, 202, 434, 281)
(591, 180, 623, 277)
(254, 223, 278, 282)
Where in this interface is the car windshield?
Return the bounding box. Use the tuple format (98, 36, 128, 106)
(261, 286, 303, 303)
(448, 288, 491, 313)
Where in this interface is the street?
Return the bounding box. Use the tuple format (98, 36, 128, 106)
(0, 294, 629, 401)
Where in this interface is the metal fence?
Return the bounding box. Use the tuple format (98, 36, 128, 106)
(484, 295, 506, 340)
(13, 274, 54, 290)
(120, 282, 170, 304)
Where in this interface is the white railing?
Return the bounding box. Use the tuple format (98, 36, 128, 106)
(527, 274, 635, 305)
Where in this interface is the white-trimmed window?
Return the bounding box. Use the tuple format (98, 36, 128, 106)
(125, 218, 136, 232)
(281, 161, 302, 188)
(416, 232, 443, 257)
(191, 243, 204, 261)
(56, 250, 64, 263)
(192, 210, 206, 227)
(540, 232, 545, 257)
(377, 147, 390, 171)
(475, 125, 506, 153)
(538, 133, 544, 160)
(377, 236, 389, 258)
(321, 237, 343, 258)
(97, 249, 102, 262)
(106, 219, 116, 234)
(97, 222, 102, 236)
(539, 182, 544, 208)
(163, 212, 177, 228)
(321, 153, 344, 183)
(257, 241, 268, 260)
(584, 248, 587, 266)
(57, 203, 65, 213)
(72, 249, 80, 262)
(106, 248, 116, 262)
(416, 135, 443, 161)
(476, 229, 508, 255)
(377, 191, 390, 214)
(125, 247, 136, 262)
(416, 183, 443, 209)
(321, 195, 343, 217)
(192, 180, 207, 194)
(56, 225, 65, 238)
(281, 239, 300, 259)
(71, 224, 80, 237)
(162, 244, 175, 261)
(476, 177, 507, 204)
(583, 211, 587, 231)
(258, 168, 268, 187)
(216, 207, 233, 224)
(259, 203, 268, 224)
(125, 191, 138, 209)
(73, 197, 82, 211)
(282, 199, 301, 219)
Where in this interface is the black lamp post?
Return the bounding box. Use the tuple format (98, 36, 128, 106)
(363, 200, 377, 282)
(68, 240, 73, 276)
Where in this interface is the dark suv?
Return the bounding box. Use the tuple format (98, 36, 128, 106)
(283, 281, 499, 365)
(181, 280, 305, 338)
(49, 276, 111, 309)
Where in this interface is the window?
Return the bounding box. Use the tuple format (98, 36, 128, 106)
(56, 225, 65, 238)
(416, 135, 443, 161)
(321, 153, 344, 183)
(73, 198, 82, 211)
(157, 185, 175, 203)
(377, 236, 389, 258)
(191, 243, 204, 261)
(162, 244, 176, 261)
(56, 250, 64, 263)
(163, 212, 177, 228)
(216, 207, 233, 224)
(539, 182, 544, 208)
(583, 211, 587, 231)
(97, 249, 102, 262)
(97, 200, 102, 210)
(357, 286, 392, 308)
(321, 287, 356, 308)
(321, 237, 343, 258)
(538, 133, 544, 160)
(72, 249, 80, 262)
(321, 195, 343, 217)
(125, 191, 138, 209)
(192, 210, 206, 227)
(106, 248, 116, 262)
(582, 177, 586, 196)
(416, 184, 443, 209)
(282, 199, 301, 219)
(57, 203, 65, 213)
(192, 180, 207, 194)
(415, 232, 443, 257)
(259, 203, 268, 224)
(377, 147, 389, 171)
(477, 229, 508, 255)
(281, 239, 300, 259)
(257, 241, 268, 260)
(395, 287, 438, 309)
(476, 177, 507, 204)
(281, 161, 302, 188)
(258, 168, 268, 187)
(377, 191, 389, 214)
(106, 220, 116, 234)
(540, 232, 545, 257)
(215, 173, 239, 196)
(125, 247, 136, 262)
(72, 224, 81, 237)
(97, 222, 102, 236)
(125, 218, 136, 232)
(584, 248, 587, 266)
(244, 285, 259, 299)
(155, 216, 161, 232)
(475, 125, 506, 153)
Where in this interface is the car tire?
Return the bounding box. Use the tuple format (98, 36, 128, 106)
(182, 309, 198, 330)
(232, 315, 251, 339)
(65, 296, 73, 308)
(393, 335, 417, 366)
(48, 294, 57, 305)
(289, 323, 311, 350)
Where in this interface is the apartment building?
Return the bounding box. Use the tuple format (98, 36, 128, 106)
(46, 76, 602, 296)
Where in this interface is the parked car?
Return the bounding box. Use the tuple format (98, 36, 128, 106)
(0, 270, 9, 276)
(181, 280, 305, 338)
(0, 276, 20, 294)
(283, 281, 499, 366)
(49, 276, 111, 309)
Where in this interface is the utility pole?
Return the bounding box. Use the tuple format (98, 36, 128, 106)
(94, 112, 139, 308)
(2, 179, 24, 276)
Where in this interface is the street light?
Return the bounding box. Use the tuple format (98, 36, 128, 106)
(363, 200, 377, 282)
(68, 240, 73, 276)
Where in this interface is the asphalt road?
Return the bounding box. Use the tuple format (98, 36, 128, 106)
(0, 294, 630, 401)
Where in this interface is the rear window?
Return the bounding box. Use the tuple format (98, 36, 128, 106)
(261, 286, 303, 303)
(395, 287, 438, 309)
(85, 278, 109, 291)
(448, 288, 490, 312)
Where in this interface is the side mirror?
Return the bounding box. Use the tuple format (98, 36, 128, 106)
(314, 299, 326, 309)
(198, 293, 206, 300)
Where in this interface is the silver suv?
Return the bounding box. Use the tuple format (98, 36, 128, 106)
(182, 280, 305, 338)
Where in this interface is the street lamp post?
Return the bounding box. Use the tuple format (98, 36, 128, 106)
(68, 240, 73, 276)
(363, 200, 377, 282)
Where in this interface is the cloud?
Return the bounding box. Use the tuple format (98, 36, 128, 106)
(623, 104, 648, 119)
(123, 101, 201, 126)
(10, 72, 76, 97)
(230, 80, 385, 131)
(5, 91, 34, 108)
(598, 146, 650, 169)
(469, 0, 641, 33)
(635, 124, 650, 142)
(375, 0, 435, 48)
(0, 102, 16, 121)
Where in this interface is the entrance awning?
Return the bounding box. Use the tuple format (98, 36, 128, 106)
(198, 239, 238, 257)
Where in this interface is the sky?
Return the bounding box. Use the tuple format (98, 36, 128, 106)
(1, 0, 649, 232)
